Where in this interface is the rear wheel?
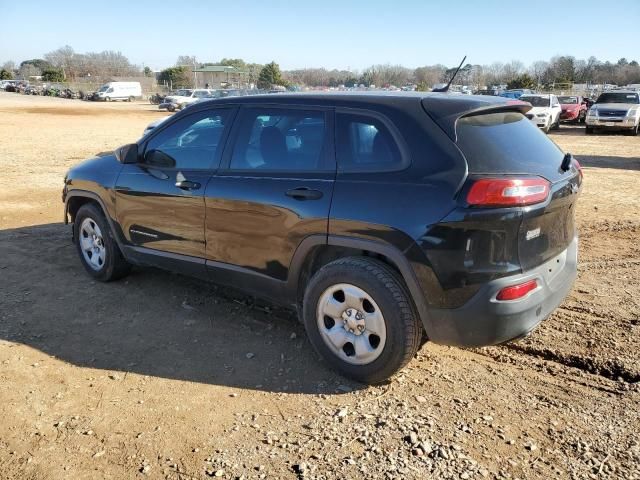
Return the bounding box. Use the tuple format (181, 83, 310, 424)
(585, 126, 594, 134)
(74, 203, 131, 282)
(302, 257, 422, 384)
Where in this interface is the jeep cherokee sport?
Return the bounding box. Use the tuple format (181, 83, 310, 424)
(62, 92, 582, 383)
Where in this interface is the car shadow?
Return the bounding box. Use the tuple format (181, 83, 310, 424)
(0, 222, 367, 395)
(573, 155, 640, 172)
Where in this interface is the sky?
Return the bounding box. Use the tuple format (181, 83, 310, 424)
(1, 0, 639, 71)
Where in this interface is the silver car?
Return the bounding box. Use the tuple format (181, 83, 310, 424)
(585, 90, 640, 135)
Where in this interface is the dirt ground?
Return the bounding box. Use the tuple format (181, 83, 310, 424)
(0, 92, 638, 480)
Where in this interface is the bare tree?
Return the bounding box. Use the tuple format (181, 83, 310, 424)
(176, 56, 197, 67)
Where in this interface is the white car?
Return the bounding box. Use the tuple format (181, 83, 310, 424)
(519, 94, 562, 133)
(163, 89, 213, 110)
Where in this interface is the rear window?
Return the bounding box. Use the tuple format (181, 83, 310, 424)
(456, 111, 565, 182)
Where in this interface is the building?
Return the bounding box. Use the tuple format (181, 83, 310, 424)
(193, 65, 249, 88)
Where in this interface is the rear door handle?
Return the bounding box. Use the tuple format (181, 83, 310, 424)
(285, 187, 323, 200)
(175, 180, 201, 190)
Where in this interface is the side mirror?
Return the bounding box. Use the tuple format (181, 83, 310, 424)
(114, 143, 139, 164)
(145, 149, 176, 168)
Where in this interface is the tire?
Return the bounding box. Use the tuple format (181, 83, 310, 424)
(105, 96, 111, 102)
(552, 114, 560, 130)
(302, 257, 422, 384)
(74, 203, 131, 282)
(543, 121, 551, 134)
(128, 96, 134, 102)
(585, 126, 594, 134)
(627, 123, 639, 136)
(167, 104, 175, 112)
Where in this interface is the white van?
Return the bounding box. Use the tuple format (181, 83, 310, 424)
(95, 82, 142, 102)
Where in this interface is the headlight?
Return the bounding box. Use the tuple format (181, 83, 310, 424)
(536, 113, 548, 117)
(627, 108, 638, 117)
(587, 108, 598, 116)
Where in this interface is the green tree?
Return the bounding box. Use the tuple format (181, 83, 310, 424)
(158, 66, 193, 88)
(0, 69, 13, 80)
(257, 61, 287, 89)
(143, 66, 153, 77)
(20, 59, 51, 71)
(41, 68, 64, 82)
(507, 73, 536, 90)
(218, 58, 246, 69)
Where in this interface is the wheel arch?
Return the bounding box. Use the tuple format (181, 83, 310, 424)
(64, 190, 126, 248)
(287, 235, 432, 334)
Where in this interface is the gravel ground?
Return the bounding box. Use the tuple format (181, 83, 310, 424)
(0, 92, 638, 479)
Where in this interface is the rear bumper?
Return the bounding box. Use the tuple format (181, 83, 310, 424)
(423, 236, 578, 347)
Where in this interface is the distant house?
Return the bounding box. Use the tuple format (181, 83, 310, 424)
(193, 65, 248, 88)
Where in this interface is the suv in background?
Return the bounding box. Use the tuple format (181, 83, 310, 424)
(62, 93, 582, 383)
(520, 94, 562, 133)
(160, 89, 213, 111)
(585, 90, 640, 135)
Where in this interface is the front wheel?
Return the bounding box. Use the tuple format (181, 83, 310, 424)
(585, 126, 594, 134)
(74, 203, 131, 282)
(302, 257, 422, 384)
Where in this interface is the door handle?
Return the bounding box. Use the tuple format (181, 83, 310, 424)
(285, 187, 323, 200)
(175, 180, 201, 190)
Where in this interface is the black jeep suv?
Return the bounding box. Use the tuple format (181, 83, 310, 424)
(63, 92, 581, 383)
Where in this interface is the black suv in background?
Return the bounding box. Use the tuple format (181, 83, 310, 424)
(63, 92, 582, 383)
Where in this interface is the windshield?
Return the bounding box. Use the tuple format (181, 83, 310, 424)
(98, 85, 109, 92)
(520, 96, 550, 107)
(596, 92, 640, 104)
(174, 89, 193, 97)
(558, 96, 579, 104)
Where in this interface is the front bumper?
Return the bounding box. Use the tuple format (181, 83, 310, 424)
(527, 115, 551, 128)
(560, 110, 580, 121)
(586, 117, 638, 129)
(424, 236, 578, 347)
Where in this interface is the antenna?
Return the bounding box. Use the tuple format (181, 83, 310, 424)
(432, 55, 467, 93)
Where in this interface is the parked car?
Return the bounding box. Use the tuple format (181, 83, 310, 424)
(95, 82, 142, 102)
(62, 93, 582, 383)
(519, 94, 562, 133)
(558, 95, 588, 123)
(499, 89, 534, 99)
(161, 89, 213, 111)
(585, 90, 640, 135)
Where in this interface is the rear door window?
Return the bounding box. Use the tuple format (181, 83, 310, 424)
(229, 108, 329, 172)
(336, 113, 406, 172)
(456, 111, 566, 182)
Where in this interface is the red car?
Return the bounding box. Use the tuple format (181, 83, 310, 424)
(558, 95, 588, 123)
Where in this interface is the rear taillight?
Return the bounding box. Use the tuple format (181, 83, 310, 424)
(496, 279, 538, 301)
(466, 177, 550, 207)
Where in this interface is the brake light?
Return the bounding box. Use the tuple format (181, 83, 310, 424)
(496, 279, 538, 301)
(466, 177, 550, 207)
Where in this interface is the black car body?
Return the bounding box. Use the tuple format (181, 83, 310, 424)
(63, 92, 582, 382)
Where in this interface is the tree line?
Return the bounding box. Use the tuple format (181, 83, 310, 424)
(2, 47, 640, 90)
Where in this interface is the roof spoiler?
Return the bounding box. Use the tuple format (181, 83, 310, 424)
(422, 97, 532, 141)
